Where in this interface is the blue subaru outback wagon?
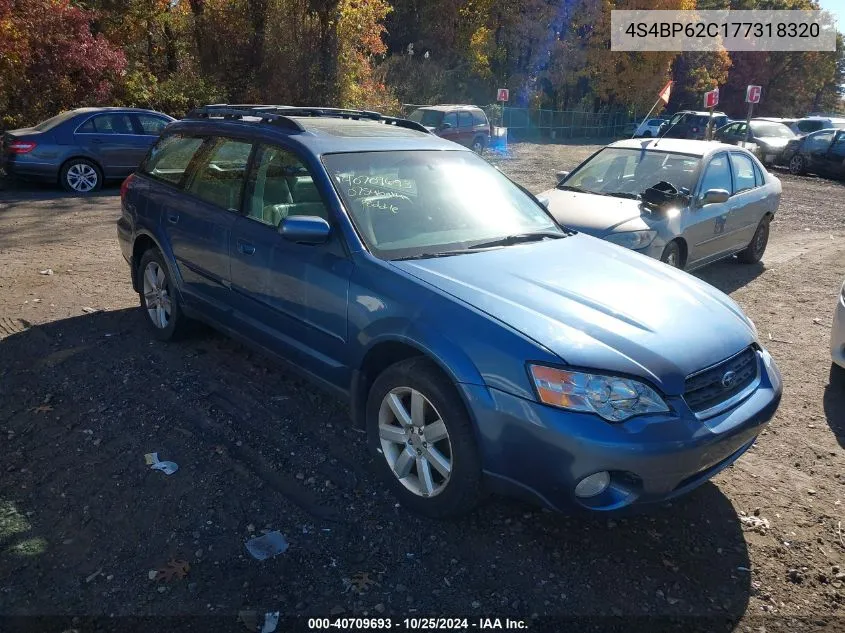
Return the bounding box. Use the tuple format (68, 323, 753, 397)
(117, 105, 782, 517)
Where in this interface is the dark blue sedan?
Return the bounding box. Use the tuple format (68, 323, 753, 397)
(117, 105, 782, 518)
(1, 107, 174, 193)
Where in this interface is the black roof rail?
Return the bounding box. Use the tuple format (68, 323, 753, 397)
(185, 104, 431, 134)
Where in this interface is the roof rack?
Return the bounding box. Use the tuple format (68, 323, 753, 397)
(185, 105, 431, 134)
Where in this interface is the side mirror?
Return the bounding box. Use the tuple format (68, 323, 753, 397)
(537, 196, 550, 209)
(280, 215, 331, 244)
(555, 170, 570, 184)
(440, 122, 453, 131)
(698, 188, 730, 206)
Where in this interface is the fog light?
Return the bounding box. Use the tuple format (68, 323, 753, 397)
(574, 471, 611, 498)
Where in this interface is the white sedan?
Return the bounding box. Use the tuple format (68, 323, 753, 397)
(634, 118, 666, 138)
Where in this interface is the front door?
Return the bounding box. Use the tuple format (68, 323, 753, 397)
(437, 112, 460, 145)
(74, 113, 144, 178)
(805, 130, 836, 173)
(456, 111, 474, 147)
(822, 130, 845, 176)
(228, 143, 353, 387)
(685, 152, 734, 265)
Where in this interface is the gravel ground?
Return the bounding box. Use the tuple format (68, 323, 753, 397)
(1, 142, 844, 632)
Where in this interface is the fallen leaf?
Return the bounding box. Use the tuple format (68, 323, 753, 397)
(154, 559, 190, 582)
(31, 405, 54, 414)
(350, 571, 378, 593)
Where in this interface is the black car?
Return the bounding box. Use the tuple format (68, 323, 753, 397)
(1, 107, 174, 193)
(782, 128, 845, 177)
(659, 110, 730, 140)
(714, 119, 797, 166)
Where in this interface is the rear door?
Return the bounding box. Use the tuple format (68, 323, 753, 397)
(685, 152, 734, 264)
(726, 152, 766, 250)
(228, 143, 353, 385)
(74, 113, 141, 178)
(156, 136, 251, 315)
(456, 111, 474, 147)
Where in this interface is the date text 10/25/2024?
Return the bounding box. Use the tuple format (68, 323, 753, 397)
(307, 617, 528, 630)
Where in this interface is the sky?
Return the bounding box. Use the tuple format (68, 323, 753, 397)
(818, 0, 844, 35)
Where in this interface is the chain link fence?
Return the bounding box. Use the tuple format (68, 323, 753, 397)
(400, 103, 640, 140)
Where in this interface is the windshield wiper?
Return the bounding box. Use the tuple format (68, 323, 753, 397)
(556, 184, 591, 193)
(468, 232, 566, 250)
(393, 250, 470, 261)
(604, 192, 640, 199)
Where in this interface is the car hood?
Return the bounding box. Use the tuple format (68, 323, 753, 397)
(539, 189, 652, 237)
(756, 136, 791, 148)
(391, 235, 756, 395)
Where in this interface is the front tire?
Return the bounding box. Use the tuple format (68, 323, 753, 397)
(60, 158, 102, 194)
(660, 241, 682, 268)
(737, 217, 770, 264)
(137, 249, 186, 341)
(789, 154, 806, 175)
(366, 358, 483, 518)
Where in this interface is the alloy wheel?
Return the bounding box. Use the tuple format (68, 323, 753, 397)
(789, 155, 804, 175)
(66, 163, 98, 192)
(377, 386, 453, 498)
(142, 261, 172, 329)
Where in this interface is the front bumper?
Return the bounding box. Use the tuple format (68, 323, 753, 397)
(463, 348, 782, 512)
(832, 288, 845, 369)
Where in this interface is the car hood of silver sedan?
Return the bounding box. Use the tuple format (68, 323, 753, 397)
(539, 189, 654, 237)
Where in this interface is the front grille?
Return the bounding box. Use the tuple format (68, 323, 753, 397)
(684, 346, 758, 415)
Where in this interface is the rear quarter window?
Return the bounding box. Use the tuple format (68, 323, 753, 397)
(140, 134, 204, 186)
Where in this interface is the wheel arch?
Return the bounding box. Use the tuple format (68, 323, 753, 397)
(130, 230, 182, 300)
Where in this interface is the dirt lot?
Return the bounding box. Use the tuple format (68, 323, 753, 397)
(1, 142, 844, 632)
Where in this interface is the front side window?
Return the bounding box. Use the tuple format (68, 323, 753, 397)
(457, 112, 473, 128)
(730, 153, 756, 193)
(443, 112, 458, 128)
(562, 148, 700, 197)
(136, 114, 170, 135)
(245, 145, 329, 227)
(322, 150, 560, 260)
(807, 130, 835, 150)
(187, 138, 252, 209)
(407, 109, 444, 128)
(699, 154, 732, 194)
(140, 134, 204, 185)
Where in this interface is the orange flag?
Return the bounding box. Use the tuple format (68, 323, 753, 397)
(658, 81, 672, 104)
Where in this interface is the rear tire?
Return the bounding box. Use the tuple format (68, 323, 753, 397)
(471, 136, 486, 154)
(137, 248, 186, 341)
(660, 241, 682, 268)
(737, 217, 770, 264)
(60, 158, 102, 194)
(366, 357, 483, 518)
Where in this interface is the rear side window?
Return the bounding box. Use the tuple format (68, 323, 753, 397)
(141, 134, 204, 185)
(186, 138, 253, 210)
(245, 144, 329, 227)
(472, 110, 488, 126)
(88, 114, 133, 134)
(729, 153, 756, 193)
(753, 161, 765, 186)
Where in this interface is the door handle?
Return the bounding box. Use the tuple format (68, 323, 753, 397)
(237, 240, 256, 255)
(91, 138, 103, 144)
(167, 212, 179, 224)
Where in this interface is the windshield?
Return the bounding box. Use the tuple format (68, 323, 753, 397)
(33, 110, 79, 131)
(750, 121, 795, 138)
(407, 109, 444, 127)
(322, 150, 561, 260)
(561, 148, 700, 197)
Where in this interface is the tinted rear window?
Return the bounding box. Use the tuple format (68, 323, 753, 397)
(141, 134, 204, 185)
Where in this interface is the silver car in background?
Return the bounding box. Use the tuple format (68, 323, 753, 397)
(832, 276, 845, 370)
(540, 139, 782, 270)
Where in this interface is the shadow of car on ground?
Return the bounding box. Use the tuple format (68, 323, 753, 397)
(0, 308, 753, 623)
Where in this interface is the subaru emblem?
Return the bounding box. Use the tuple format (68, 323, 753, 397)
(721, 370, 737, 389)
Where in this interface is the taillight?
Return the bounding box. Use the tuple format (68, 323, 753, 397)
(121, 173, 135, 201)
(8, 140, 36, 154)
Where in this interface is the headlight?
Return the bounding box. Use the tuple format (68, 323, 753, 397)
(529, 365, 669, 422)
(605, 230, 657, 250)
